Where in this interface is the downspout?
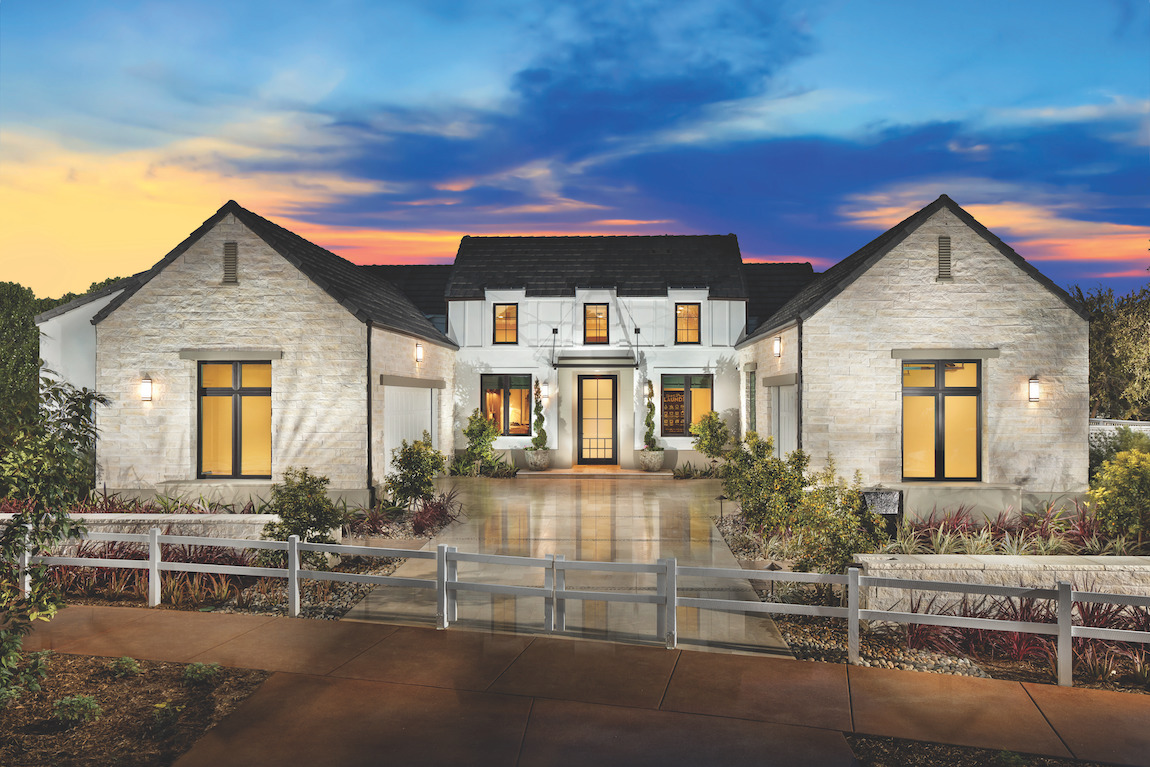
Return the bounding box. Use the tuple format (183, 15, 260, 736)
(366, 323, 375, 509)
(796, 317, 803, 451)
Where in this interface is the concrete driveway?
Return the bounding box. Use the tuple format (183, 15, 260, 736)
(342, 477, 790, 655)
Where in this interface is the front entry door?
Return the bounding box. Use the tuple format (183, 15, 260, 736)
(578, 375, 617, 464)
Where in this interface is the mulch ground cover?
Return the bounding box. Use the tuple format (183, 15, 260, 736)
(846, 735, 1112, 767)
(0, 653, 269, 767)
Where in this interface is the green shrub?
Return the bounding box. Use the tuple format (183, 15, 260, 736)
(462, 408, 500, 466)
(790, 459, 884, 576)
(721, 432, 807, 531)
(109, 656, 140, 678)
(642, 381, 661, 451)
(1090, 427, 1150, 481)
(448, 455, 478, 477)
(151, 700, 185, 736)
(689, 411, 730, 460)
(182, 662, 220, 686)
(1089, 449, 1150, 542)
(52, 694, 103, 725)
(0, 687, 21, 708)
(260, 467, 343, 569)
(528, 381, 548, 451)
(385, 431, 445, 507)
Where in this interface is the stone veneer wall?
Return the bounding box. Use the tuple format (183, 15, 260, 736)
(854, 553, 1150, 612)
(96, 212, 370, 504)
(369, 328, 456, 489)
(800, 207, 1088, 498)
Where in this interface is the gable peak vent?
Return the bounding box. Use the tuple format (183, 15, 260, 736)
(937, 235, 952, 280)
(223, 242, 238, 283)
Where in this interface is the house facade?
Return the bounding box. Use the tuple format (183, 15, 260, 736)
(38, 195, 1090, 516)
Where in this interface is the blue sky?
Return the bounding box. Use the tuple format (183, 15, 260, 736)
(1, 0, 1147, 297)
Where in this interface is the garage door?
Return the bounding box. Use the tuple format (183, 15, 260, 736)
(382, 386, 437, 472)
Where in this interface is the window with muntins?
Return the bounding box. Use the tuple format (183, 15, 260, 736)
(902, 360, 980, 481)
(199, 362, 271, 478)
(661, 374, 713, 436)
(746, 371, 756, 432)
(675, 303, 700, 344)
(481, 374, 531, 436)
(493, 304, 518, 344)
(584, 304, 609, 344)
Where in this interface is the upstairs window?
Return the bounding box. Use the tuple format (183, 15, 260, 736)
(675, 303, 700, 344)
(902, 360, 980, 481)
(661, 374, 713, 436)
(482, 374, 531, 436)
(584, 304, 609, 344)
(493, 304, 518, 344)
(199, 362, 271, 478)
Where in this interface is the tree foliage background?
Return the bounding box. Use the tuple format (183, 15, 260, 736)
(1072, 283, 1150, 421)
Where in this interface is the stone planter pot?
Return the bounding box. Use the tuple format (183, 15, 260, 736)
(524, 449, 552, 471)
(637, 449, 665, 472)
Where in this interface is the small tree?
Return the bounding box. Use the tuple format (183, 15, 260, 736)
(1089, 449, 1150, 546)
(790, 459, 884, 576)
(386, 431, 445, 507)
(690, 411, 730, 460)
(642, 380, 660, 450)
(721, 432, 807, 531)
(528, 381, 548, 451)
(463, 408, 500, 466)
(260, 467, 343, 569)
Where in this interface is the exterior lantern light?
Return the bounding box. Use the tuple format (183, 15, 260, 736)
(540, 381, 549, 399)
(773, 337, 782, 357)
(140, 375, 153, 401)
(1029, 376, 1040, 402)
(415, 343, 424, 363)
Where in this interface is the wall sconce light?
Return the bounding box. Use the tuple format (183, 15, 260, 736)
(1029, 376, 1040, 402)
(541, 381, 549, 399)
(773, 337, 782, 357)
(140, 375, 153, 401)
(415, 343, 424, 363)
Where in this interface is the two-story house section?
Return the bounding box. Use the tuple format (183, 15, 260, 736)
(446, 235, 752, 469)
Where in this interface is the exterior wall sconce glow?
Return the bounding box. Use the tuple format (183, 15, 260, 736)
(773, 337, 782, 357)
(140, 375, 153, 401)
(415, 343, 423, 363)
(540, 381, 549, 399)
(1029, 376, 1040, 402)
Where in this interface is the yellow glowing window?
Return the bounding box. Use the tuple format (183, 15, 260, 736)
(675, 303, 700, 344)
(493, 304, 518, 344)
(199, 361, 271, 478)
(661, 374, 713, 436)
(902, 360, 979, 481)
(584, 304, 609, 344)
(481, 374, 532, 436)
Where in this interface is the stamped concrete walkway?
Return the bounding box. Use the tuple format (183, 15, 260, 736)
(26, 605, 1150, 767)
(344, 477, 790, 654)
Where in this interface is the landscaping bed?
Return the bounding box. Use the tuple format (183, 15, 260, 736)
(0, 653, 268, 767)
(845, 734, 1110, 767)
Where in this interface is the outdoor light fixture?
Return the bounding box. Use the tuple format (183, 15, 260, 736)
(773, 337, 782, 357)
(415, 343, 424, 363)
(139, 375, 152, 401)
(1029, 376, 1040, 402)
(541, 381, 549, 399)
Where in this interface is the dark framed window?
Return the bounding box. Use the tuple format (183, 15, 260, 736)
(198, 362, 271, 478)
(746, 371, 756, 433)
(493, 304, 518, 344)
(902, 360, 980, 481)
(584, 304, 609, 344)
(481, 374, 531, 436)
(675, 303, 700, 344)
(661, 374, 713, 436)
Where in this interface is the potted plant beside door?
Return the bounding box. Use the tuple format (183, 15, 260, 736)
(524, 380, 552, 471)
(638, 380, 665, 471)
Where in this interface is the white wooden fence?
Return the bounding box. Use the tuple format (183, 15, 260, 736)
(18, 529, 1150, 688)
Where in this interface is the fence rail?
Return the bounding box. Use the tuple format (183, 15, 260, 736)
(18, 527, 1150, 688)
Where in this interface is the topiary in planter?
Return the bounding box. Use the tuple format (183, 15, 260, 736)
(638, 380, 664, 471)
(524, 380, 551, 470)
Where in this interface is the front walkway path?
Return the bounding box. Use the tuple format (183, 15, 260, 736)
(26, 606, 1150, 767)
(343, 477, 790, 654)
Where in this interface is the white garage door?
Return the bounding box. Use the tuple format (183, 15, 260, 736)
(382, 386, 437, 474)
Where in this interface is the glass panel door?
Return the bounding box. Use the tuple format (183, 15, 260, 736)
(579, 375, 616, 464)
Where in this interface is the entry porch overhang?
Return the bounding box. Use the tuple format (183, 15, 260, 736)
(553, 350, 638, 369)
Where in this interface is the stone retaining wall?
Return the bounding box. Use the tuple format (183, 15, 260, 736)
(853, 553, 1150, 612)
(1, 514, 279, 542)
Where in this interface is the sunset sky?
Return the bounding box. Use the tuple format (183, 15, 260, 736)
(2, 0, 1147, 299)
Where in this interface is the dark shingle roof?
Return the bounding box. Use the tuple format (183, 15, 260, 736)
(91, 202, 455, 347)
(34, 270, 149, 324)
(740, 194, 1088, 345)
(446, 235, 747, 299)
(358, 265, 451, 319)
(742, 262, 817, 333)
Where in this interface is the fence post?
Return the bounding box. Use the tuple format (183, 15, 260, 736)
(446, 546, 459, 623)
(656, 558, 668, 640)
(848, 567, 860, 665)
(544, 554, 555, 633)
(664, 558, 677, 649)
(555, 555, 566, 632)
(287, 535, 300, 618)
(436, 543, 448, 629)
(1057, 580, 1073, 687)
(148, 527, 161, 607)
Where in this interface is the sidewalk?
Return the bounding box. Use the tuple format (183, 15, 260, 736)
(26, 605, 1150, 767)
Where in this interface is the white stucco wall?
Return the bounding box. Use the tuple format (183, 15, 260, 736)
(37, 291, 125, 391)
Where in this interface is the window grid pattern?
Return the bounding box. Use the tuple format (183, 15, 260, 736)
(584, 304, 609, 344)
(675, 303, 700, 344)
(902, 360, 980, 481)
(493, 304, 518, 344)
(198, 361, 271, 479)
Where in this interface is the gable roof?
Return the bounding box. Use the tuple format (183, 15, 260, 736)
(446, 235, 747, 300)
(91, 201, 455, 347)
(740, 195, 1088, 345)
(742, 262, 817, 334)
(33, 270, 148, 324)
(358, 264, 451, 320)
